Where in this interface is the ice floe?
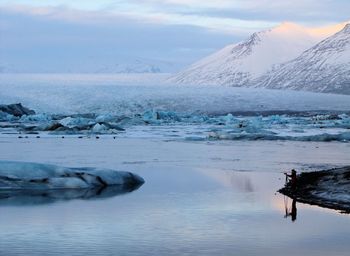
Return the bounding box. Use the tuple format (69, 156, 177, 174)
(0, 161, 144, 190)
(1, 103, 350, 141)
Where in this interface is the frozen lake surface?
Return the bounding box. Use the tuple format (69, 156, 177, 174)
(0, 136, 349, 256)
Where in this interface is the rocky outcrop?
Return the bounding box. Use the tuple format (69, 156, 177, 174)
(279, 166, 350, 213)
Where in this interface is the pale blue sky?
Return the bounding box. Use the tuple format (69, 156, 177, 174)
(0, 0, 349, 72)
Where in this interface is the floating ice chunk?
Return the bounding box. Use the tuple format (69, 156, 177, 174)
(158, 111, 181, 121)
(0, 161, 144, 190)
(267, 115, 289, 125)
(224, 113, 236, 125)
(0, 111, 17, 121)
(95, 114, 115, 123)
(143, 110, 160, 123)
(142, 110, 182, 123)
(59, 117, 75, 127)
(100, 122, 125, 131)
(20, 113, 52, 122)
(59, 117, 92, 129)
(92, 123, 108, 133)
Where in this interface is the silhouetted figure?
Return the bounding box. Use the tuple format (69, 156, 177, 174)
(284, 169, 297, 191)
(291, 198, 297, 222)
(284, 197, 297, 222)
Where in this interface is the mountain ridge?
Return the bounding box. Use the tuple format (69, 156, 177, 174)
(254, 23, 350, 94)
(168, 21, 350, 94)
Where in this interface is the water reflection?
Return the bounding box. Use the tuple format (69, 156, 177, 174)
(0, 183, 143, 206)
(196, 168, 255, 192)
(284, 196, 297, 222)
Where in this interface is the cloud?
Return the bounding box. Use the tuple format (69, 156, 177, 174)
(0, 4, 277, 35)
(0, 5, 239, 72)
(0, 0, 349, 72)
(1, 0, 349, 36)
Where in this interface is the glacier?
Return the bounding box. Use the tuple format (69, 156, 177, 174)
(0, 161, 144, 190)
(1, 79, 350, 114)
(1, 78, 350, 142)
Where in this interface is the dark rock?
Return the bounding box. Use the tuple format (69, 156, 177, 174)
(279, 166, 350, 213)
(44, 122, 64, 131)
(0, 103, 35, 117)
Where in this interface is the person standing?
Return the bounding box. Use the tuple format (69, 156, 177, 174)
(284, 169, 297, 190)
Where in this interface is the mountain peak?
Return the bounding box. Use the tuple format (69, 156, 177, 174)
(256, 22, 350, 94)
(169, 21, 349, 92)
(272, 22, 304, 32)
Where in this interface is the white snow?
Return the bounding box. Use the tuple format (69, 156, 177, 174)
(0, 161, 144, 190)
(255, 24, 350, 94)
(168, 22, 347, 87)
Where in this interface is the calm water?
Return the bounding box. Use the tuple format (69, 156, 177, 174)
(0, 136, 349, 256)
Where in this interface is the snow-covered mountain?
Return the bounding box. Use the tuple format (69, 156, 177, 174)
(254, 23, 350, 94)
(169, 22, 347, 87)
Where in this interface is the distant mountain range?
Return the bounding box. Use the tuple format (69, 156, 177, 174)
(92, 59, 174, 73)
(169, 22, 350, 94)
(0, 58, 177, 74)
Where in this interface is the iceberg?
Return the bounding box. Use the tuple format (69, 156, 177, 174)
(92, 123, 108, 133)
(0, 111, 17, 122)
(59, 116, 92, 129)
(95, 113, 115, 123)
(20, 113, 52, 122)
(0, 161, 144, 190)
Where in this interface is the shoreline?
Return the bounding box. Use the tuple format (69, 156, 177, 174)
(279, 166, 350, 213)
